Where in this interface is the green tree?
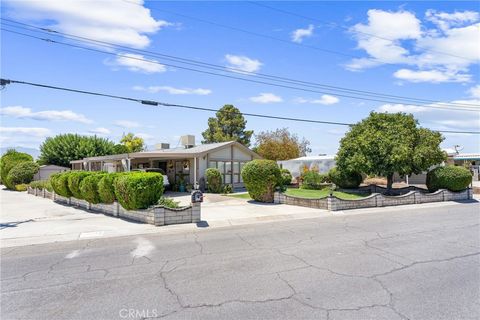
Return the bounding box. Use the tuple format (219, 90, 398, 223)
(38, 134, 116, 167)
(202, 105, 253, 146)
(253, 128, 311, 160)
(120, 133, 145, 153)
(336, 112, 446, 193)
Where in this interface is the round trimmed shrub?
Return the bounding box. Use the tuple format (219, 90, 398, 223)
(15, 184, 29, 192)
(114, 172, 164, 210)
(80, 173, 106, 204)
(241, 160, 281, 203)
(301, 171, 329, 190)
(1, 150, 33, 189)
(328, 167, 362, 189)
(67, 171, 94, 199)
(426, 166, 472, 192)
(6, 162, 39, 190)
(205, 168, 222, 193)
(50, 172, 73, 197)
(98, 173, 121, 204)
(280, 169, 293, 186)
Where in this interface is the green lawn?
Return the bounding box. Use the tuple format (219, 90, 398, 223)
(225, 193, 252, 199)
(284, 188, 365, 200)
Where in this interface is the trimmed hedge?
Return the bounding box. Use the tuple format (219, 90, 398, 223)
(1, 150, 34, 189)
(114, 172, 164, 210)
(98, 173, 121, 204)
(67, 171, 94, 199)
(280, 169, 293, 186)
(30, 180, 48, 190)
(241, 160, 281, 203)
(6, 162, 39, 189)
(205, 168, 222, 193)
(426, 166, 472, 192)
(50, 172, 73, 197)
(301, 171, 329, 190)
(328, 167, 363, 189)
(80, 173, 106, 204)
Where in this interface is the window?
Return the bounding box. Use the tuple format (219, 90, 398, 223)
(208, 161, 217, 169)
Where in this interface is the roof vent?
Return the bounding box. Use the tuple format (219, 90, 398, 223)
(180, 135, 195, 149)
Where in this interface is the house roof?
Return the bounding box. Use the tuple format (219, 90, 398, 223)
(70, 141, 260, 163)
(453, 153, 480, 161)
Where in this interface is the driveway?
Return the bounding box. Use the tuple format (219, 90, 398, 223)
(1, 200, 478, 319)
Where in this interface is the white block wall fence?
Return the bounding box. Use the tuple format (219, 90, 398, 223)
(27, 187, 201, 226)
(274, 188, 472, 211)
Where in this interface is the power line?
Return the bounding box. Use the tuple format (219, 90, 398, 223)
(2, 27, 479, 113)
(2, 18, 478, 109)
(248, 1, 473, 62)
(1, 78, 479, 135)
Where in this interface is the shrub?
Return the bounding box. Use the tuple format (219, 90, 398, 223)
(80, 173, 106, 204)
(1, 150, 34, 189)
(5, 162, 40, 190)
(114, 172, 164, 210)
(222, 184, 233, 194)
(426, 166, 472, 192)
(328, 167, 363, 189)
(15, 184, 29, 191)
(98, 173, 121, 204)
(45, 179, 53, 192)
(50, 172, 73, 197)
(205, 168, 222, 193)
(30, 180, 48, 190)
(67, 171, 94, 199)
(241, 159, 281, 202)
(301, 170, 329, 190)
(157, 196, 180, 209)
(280, 169, 293, 186)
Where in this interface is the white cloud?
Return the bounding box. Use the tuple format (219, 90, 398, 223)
(136, 132, 155, 143)
(114, 120, 140, 128)
(291, 24, 314, 43)
(225, 54, 262, 73)
(5, 0, 170, 49)
(347, 9, 480, 83)
(133, 85, 211, 95)
(468, 85, 480, 99)
(294, 95, 340, 105)
(114, 53, 166, 73)
(88, 127, 111, 135)
(0, 106, 92, 123)
(0, 127, 51, 137)
(249, 93, 283, 104)
(377, 103, 428, 113)
(393, 69, 471, 83)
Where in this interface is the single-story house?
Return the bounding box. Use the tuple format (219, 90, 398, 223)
(34, 164, 70, 181)
(70, 138, 261, 189)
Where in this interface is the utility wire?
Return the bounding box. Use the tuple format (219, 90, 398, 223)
(2, 27, 479, 113)
(1, 78, 479, 135)
(2, 18, 478, 109)
(248, 1, 473, 61)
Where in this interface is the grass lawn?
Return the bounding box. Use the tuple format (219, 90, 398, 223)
(225, 193, 252, 199)
(284, 188, 365, 200)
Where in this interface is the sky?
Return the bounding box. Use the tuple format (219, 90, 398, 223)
(1, 0, 479, 157)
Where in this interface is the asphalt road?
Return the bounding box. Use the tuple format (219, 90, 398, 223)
(1, 201, 479, 320)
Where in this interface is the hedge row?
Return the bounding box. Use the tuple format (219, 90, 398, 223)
(48, 171, 164, 210)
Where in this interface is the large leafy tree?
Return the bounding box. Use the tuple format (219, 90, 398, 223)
(336, 112, 446, 193)
(202, 105, 253, 146)
(253, 128, 311, 160)
(119, 133, 145, 153)
(38, 134, 116, 167)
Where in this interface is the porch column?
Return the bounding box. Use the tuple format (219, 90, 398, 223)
(193, 157, 197, 189)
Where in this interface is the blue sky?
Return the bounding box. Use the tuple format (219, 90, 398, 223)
(1, 0, 479, 156)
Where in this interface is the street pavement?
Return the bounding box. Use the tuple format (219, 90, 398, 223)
(1, 200, 479, 320)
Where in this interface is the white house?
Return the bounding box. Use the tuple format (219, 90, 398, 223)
(34, 164, 70, 181)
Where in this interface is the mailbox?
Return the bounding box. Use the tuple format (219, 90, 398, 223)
(191, 190, 203, 203)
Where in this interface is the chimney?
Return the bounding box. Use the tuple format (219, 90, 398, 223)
(180, 135, 195, 149)
(155, 143, 170, 150)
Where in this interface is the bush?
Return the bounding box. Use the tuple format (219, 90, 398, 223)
(50, 172, 73, 197)
(80, 173, 106, 204)
(301, 170, 329, 190)
(1, 150, 34, 189)
(98, 173, 121, 204)
(157, 196, 180, 209)
(30, 180, 48, 190)
(426, 166, 472, 192)
(328, 167, 363, 189)
(6, 162, 40, 190)
(280, 169, 293, 186)
(15, 184, 28, 191)
(205, 168, 222, 193)
(114, 172, 164, 210)
(67, 171, 94, 199)
(45, 179, 53, 192)
(222, 184, 233, 194)
(241, 160, 281, 202)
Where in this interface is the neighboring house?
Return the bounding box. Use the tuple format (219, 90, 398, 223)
(34, 165, 70, 181)
(278, 155, 336, 178)
(70, 137, 261, 188)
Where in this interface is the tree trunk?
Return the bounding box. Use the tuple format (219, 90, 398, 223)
(386, 174, 394, 195)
